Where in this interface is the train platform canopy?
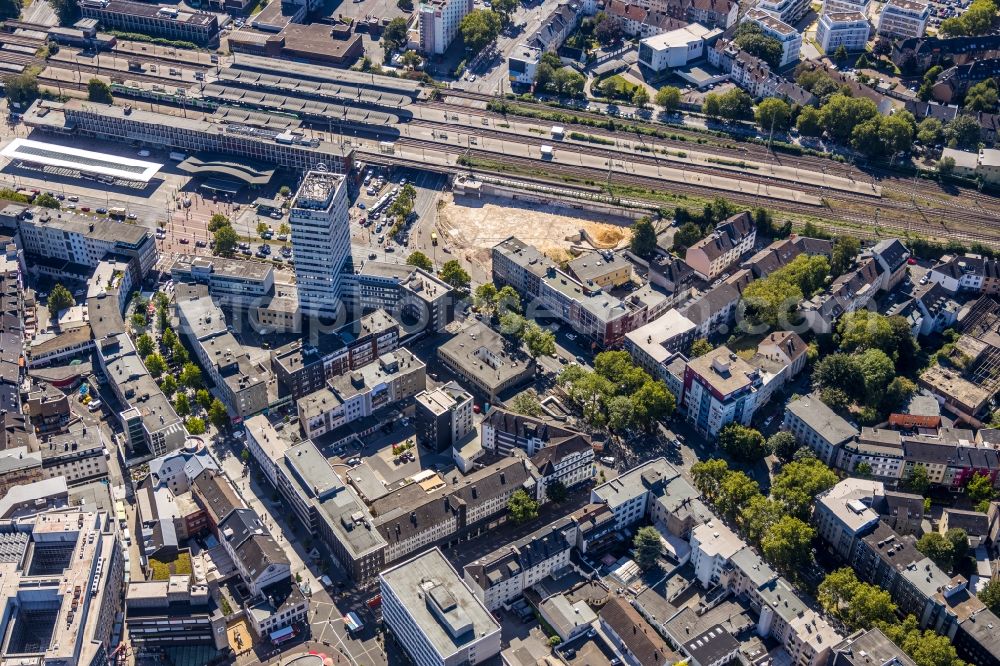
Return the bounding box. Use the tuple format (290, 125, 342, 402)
(176, 152, 275, 185)
(0, 138, 162, 183)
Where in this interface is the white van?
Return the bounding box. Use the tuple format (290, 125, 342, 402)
(88, 400, 103, 412)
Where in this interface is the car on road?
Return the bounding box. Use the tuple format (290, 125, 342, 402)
(566, 333, 576, 341)
(369, 252, 378, 259)
(347, 458, 361, 466)
(68, 195, 79, 202)
(195, 240, 207, 248)
(80, 207, 90, 212)
(179, 238, 190, 244)
(358, 202, 366, 209)
(96, 208, 107, 214)
(575, 355, 586, 364)
(127, 213, 137, 220)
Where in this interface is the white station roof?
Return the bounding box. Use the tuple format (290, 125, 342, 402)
(1, 138, 163, 183)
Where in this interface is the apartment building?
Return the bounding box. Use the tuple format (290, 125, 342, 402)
(638, 23, 723, 71)
(813, 478, 884, 561)
(16, 206, 157, 279)
(822, 0, 869, 12)
(381, 548, 501, 666)
(297, 349, 426, 439)
(635, 0, 738, 28)
(683, 212, 757, 281)
(743, 9, 802, 68)
(690, 520, 744, 587)
(270, 309, 400, 400)
(463, 518, 575, 610)
(39, 426, 109, 485)
(97, 332, 186, 459)
(0, 509, 125, 666)
(590, 458, 679, 530)
(481, 408, 588, 456)
(175, 292, 271, 420)
(419, 0, 473, 55)
(349, 261, 451, 333)
(927, 253, 1000, 294)
(530, 435, 595, 503)
(877, 0, 930, 38)
(437, 325, 535, 402)
(125, 577, 222, 649)
(507, 2, 581, 84)
(169, 254, 274, 308)
(414, 382, 474, 452)
(79, 0, 219, 45)
(289, 170, 351, 322)
(782, 393, 859, 466)
(625, 309, 696, 382)
(493, 237, 667, 348)
(600, 596, 679, 666)
(816, 11, 870, 54)
(683, 347, 762, 439)
(755, 0, 810, 26)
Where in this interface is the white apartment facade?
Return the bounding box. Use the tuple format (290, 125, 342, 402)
(289, 170, 351, 321)
(877, 0, 929, 38)
(419, 0, 473, 55)
(743, 9, 802, 68)
(755, 0, 810, 25)
(822, 0, 869, 11)
(690, 521, 744, 588)
(817, 11, 870, 53)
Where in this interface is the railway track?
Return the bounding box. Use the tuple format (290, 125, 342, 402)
(45, 59, 194, 87)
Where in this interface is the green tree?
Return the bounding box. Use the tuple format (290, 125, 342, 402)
(161, 327, 177, 351)
(717, 89, 754, 121)
(917, 117, 944, 146)
(196, 389, 213, 410)
(965, 472, 994, 505)
(833, 45, 848, 61)
(160, 374, 178, 398)
(474, 283, 498, 313)
(406, 251, 433, 271)
(673, 222, 704, 250)
(859, 348, 896, 407)
(796, 105, 824, 136)
(655, 85, 682, 112)
(717, 471, 762, 522)
(632, 526, 663, 570)
(632, 86, 650, 109)
(830, 235, 868, 274)
(47, 284, 75, 318)
(522, 322, 556, 358)
(821, 94, 879, 143)
(691, 459, 731, 501)
(740, 495, 783, 545)
(966, 79, 999, 113)
(741, 275, 803, 329)
(490, 0, 518, 21)
(690, 338, 713, 358)
(213, 226, 239, 257)
(510, 390, 543, 417)
(907, 464, 930, 494)
(145, 353, 167, 378)
(768, 431, 799, 463)
(733, 22, 783, 68)
(978, 577, 1000, 615)
(208, 398, 229, 429)
(440, 260, 471, 291)
(818, 567, 860, 618)
(179, 363, 202, 389)
(939, 0, 997, 35)
(33, 193, 60, 209)
(496, 285, 521, 315)
(136, 333, 155, 358)
(916, 532, 954, 571)
(702, 93, 721, 118)
(2, 71, 39, 107)
(855, 461, 873, 477)
(756, 98, 792, 132)
(938, 156, 956, 175)
(382, 16, 409, 53)
(761, 516, 815, 575)
(172, 341, 189, 366)
(507, 489, 539, 524)
(883, 615, 967, 666)
(87, 78, 113, 104)
(131, 312, 147, 329)
(174, 393, 191, 417)
(814, 353, 865, 395)
(0, 0, 22, 20)
(632, 380, 675, 428)
(459, 9, 501, 51)
(208, 213, 231, 232)
(819, 568, 897, 631)
(397, 0, 413, 9)
(49, 0, 80, 23)
(882, 376, 917, 413)
(546, 479, 568, 503)
(718, 423, 768, 461)
(629, 217, 658, 258)
(771, 458, 839, 519)
(185, 417, 206, 435)
(947, 114, 981, 148)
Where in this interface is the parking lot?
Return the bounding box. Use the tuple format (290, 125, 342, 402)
(927, 0, 972, 30)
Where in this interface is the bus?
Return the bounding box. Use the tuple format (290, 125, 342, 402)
(108, 208, 127, 219)
(344, 612, 364, 634)
(269, 625, 297, 646)
(431, 231, 438, 246)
